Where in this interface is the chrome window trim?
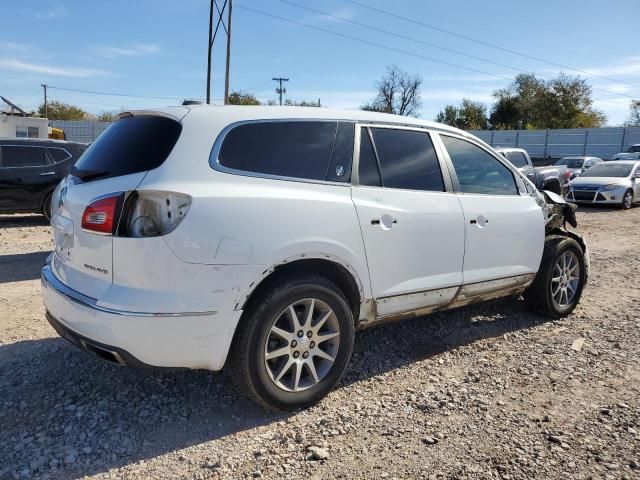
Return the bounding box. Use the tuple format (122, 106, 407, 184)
(209, 118, 354, 187)
(433, 131, 528, 196)
(42, 262, 217, 318)
(0, 144, 52, 169)
(47, 147, 72, 164)
(351, 123, 456, 194)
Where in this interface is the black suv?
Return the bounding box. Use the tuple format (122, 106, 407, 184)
(0, 138, 87, 218)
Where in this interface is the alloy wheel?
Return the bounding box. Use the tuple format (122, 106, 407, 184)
(550, 250, 580, 308)
(264, 298, 340, 392)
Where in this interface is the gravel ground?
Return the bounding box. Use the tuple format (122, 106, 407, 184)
(0, 207, 639, 480)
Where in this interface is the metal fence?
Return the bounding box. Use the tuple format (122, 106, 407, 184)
(50, 120, 111, 144)
(468, 127, 640, 161)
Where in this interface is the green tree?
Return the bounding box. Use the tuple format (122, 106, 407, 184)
(435, 98, 489, 130)
(96, 111, 120, 122)
(37, 101, 87, 120)
(624, 100, 640, 127)
(487, 73, 606, 129)
(361, 65, 422, 116)
(283, 99, 321, 107)
(228, 91, 261, 105)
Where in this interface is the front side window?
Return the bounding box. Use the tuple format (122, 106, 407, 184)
(218, 121, 349, 182)
(1, 146, 47, 168)
(441, 135, 518, 195)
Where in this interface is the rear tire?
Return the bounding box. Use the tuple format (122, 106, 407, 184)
(227, 274, 355, 411)
(42, 192, 53, 220)
(621, 189, 633, 210)
(524, 236, 586, 318)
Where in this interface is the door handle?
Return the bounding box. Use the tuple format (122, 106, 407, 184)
(371, 214, 398, 229)
(39, 171, 56, 176)
(470, 215, 489, 227)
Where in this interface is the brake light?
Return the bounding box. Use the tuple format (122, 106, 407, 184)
(119, 191, 191, 238)
(81, 193, 124, 235)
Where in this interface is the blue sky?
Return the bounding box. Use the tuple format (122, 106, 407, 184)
(1, 0, 639, 125)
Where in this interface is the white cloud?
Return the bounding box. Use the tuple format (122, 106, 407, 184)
(36, 7, 68, 20)
(583, 57, 640, 78)
(93, 44, 160, 59)
(0, 58, 112, 78)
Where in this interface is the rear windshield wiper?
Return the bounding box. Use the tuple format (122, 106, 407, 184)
(69, 166, 110, 181)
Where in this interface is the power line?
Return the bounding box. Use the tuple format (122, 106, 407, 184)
(238, 3, 636, 103)
(344, 0, 640, 90)
(45, 85, 188, 101)
(236, 4, 514, 82)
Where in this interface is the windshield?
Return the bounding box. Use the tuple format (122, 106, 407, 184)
(580, 163, 633, 178)
(555, 158, 584, 168)
(627, 145, 640, 153)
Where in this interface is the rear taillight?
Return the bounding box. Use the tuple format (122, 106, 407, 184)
(118, 191, 191, 238)
(81, 193, 124, 235)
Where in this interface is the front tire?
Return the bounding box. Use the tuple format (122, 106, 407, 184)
(228, 274, 355, 411)
(621, 189, 633, 210)
(524, 236, 586, 318)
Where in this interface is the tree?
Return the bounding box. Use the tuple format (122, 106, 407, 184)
(283, 99, 321, 107)
(96, 111, 120, 122)
(487, 73, 606, 129)
(361, 65, 422, 116)
(37, 101, 87, 120)
(624, 100, 640, 127)
(435, 98, 489, 129)
(228, 91, 261, 105)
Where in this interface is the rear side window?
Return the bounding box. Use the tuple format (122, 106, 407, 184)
(442, 135, 518, 195)
(1, 146, 47, 167)
(48, 148, 71, 163)
(370, 128, 444, 191)
(505, 151, 529, 168)
(218, 121, 350, 182)
(73, 116, 181, 182)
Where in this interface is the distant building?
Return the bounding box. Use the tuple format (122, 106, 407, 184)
(0, 114, 49, 139)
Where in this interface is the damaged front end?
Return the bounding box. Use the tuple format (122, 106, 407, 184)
(536, 189, 590, 280)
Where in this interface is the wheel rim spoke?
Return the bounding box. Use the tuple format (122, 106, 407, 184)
(550, 251, 580, 307)
(264, 298, 340, 393)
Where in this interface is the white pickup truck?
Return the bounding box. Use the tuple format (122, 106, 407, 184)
(496, 147, 570, 197)
(612, 144, 640, 160)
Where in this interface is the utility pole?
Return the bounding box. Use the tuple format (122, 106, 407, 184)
(224, 0, 232, 105)
(272, 77, 289, 106)
(41, 84, 48, 118)
(206, 0, 230, 104)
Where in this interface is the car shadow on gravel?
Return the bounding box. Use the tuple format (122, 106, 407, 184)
(0, 251, 51, 283)
(0, 214, 50, 228)
(0, 297, 553, 479)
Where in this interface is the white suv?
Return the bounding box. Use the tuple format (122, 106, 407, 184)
(42, 106, 589, 410)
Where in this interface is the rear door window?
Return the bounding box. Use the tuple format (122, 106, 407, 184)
(48, 148, 72, 163)
(218, 121, 348, 182)
(442, 135, 518, 195)
(1, 146, 48, 167)
(369, 128, 444, 191)
(73, 115, 182, 182)
(357, 128, 382, 187)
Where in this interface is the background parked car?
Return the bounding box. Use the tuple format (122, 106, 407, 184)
(554, 156, 603, 179)
(495, 147, 570, 196)
(612, 144, 640, 160)
(0, 138, 87, 218)
(568, 160, 640, 209)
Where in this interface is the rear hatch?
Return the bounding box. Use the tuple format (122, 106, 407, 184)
(50, 111, 185, 299)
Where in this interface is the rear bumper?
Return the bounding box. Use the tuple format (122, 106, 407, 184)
(41, 260, 242, 370)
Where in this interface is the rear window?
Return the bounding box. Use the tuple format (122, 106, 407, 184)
(73, 116, 181, 182)
(1, 146, 47, 167)
(217, 121, 353, 182)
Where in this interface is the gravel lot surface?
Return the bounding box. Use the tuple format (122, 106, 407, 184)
(1, 207, 639, 480)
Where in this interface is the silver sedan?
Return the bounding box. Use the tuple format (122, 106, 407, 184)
(568, 160, 640, 209)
